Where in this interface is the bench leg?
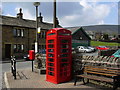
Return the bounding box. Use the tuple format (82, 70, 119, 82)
(83, 78, 89, 84)
(74, 76, 78, 86)
(113, 78, 118, 90)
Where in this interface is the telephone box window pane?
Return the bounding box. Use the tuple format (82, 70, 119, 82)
(60, 54, 68, 57)
(60, 73, 62, 76)
(61, 49, 68, 53)
(48, 49, 54, 52)
(59, 33, 70, 36)
(48, 63, 54, 66)
(48, 40, 54, 43)
(48, 72, 54, 76)
(48, 54, 54, 57)
(61, 40, 69, 43)
(48, 58, 54, 62)
(61, 63, 68, 67)
(61, 44, 68, 48)
(64, 67, 67, 71)
(48, 33, 55, 36)
(64, 72, 67, 76)
(48, 44, 54, 48)
(48, 67, 54, 71)
(61, 58, 68, 62)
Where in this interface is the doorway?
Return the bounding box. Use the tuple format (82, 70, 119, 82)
(5, 44, 11, 58)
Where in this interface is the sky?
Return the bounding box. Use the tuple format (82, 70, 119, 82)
(1, 0, 119, 27)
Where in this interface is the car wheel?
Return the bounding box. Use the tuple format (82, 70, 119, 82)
(84, 50, 86, 53)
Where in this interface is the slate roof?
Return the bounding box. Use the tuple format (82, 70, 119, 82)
(0, 15, 61, 30)
(66, 27, 91, 40)
(66, 27, 80, 34)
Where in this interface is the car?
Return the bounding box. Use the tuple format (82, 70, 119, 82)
(39, 49, 46, 54)
(87, 46, 96, 52)
(96, 46, 109, 50)
(111, 49, 120, 58)
(76, 46, 93, 53)
(23, 54, 30, 61)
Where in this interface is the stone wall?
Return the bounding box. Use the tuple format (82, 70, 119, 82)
(36, 53, 120, 71)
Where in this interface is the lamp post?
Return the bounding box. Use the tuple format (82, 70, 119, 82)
(33, 2, 40, 53)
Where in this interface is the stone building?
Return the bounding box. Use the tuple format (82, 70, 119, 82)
(66, 27, 91, 48)
(1, 8, 61, 59)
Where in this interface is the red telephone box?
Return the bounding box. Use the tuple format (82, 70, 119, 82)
(29, 50, 35, 60)
(46, 28, 72, 84)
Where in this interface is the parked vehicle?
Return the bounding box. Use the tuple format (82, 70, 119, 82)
(76, 46, 93, 53)
(23, 54, 30, 61)
(39, 49, 46, 54)
(96, 46, 109, 50)
(87, 46, 96, 52)
(111, 49, 120, 57)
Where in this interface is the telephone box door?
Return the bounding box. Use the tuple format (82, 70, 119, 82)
(57, 37, 72, 83)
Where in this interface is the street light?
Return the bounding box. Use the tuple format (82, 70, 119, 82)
(33, 2, 40, 53)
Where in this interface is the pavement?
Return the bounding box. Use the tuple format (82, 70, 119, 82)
(2, 68, 104, 89)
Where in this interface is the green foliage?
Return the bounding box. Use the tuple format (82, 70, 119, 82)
(91, 41, 119, 46)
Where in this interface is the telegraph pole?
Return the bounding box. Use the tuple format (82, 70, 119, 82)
(53, 0, 56, 28)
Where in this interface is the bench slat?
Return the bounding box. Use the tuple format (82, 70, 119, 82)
(76, 74, 113, 83)
(85, 68, 120, 75)
(85, 66, 120, 73)
(84, 70, 117, 77)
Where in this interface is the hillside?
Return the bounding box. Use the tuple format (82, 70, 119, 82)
(66, 25, 119, 35)
(82, 25, 119, 35)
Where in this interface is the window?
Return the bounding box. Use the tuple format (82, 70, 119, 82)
(42, 31, 44, 38)
(13, 44, 24, 53)
(79, 36, 83, 40)
(13, 44, 17, 52)
(21, 29, 24, 37)
(13, 28, 24, 37)
(13, 29, 17, 36)
(39, 31, 46, 38)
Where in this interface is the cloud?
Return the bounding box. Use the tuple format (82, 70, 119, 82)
(5, 6, 35, 20)
(3, 2, 115, 27)
(15, 7, 35, 20)
(60, 1, 111, 27)
(6, 14, 15, 17)
(98, 20, 104, 24)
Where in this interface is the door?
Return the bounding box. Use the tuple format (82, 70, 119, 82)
(5, 44, 11, 58)
(58, 37, 71, 81)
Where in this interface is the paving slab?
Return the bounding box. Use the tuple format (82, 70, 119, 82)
(4, 69, 109, 89)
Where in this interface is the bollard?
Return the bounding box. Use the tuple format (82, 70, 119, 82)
(11, 56, 16, 79)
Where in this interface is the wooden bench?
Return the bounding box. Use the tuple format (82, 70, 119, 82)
(74, 65, 120, 90)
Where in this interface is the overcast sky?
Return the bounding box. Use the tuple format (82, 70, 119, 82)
(1, 0, 119, 27)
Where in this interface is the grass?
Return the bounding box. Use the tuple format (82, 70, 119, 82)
(91, 41, 120, 46)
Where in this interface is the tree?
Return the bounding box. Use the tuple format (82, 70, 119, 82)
(103, 33, 109, 40)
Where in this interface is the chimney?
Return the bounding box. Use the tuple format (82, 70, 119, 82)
(38, 12, 43, 23)
(17, 8, 23, 19)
